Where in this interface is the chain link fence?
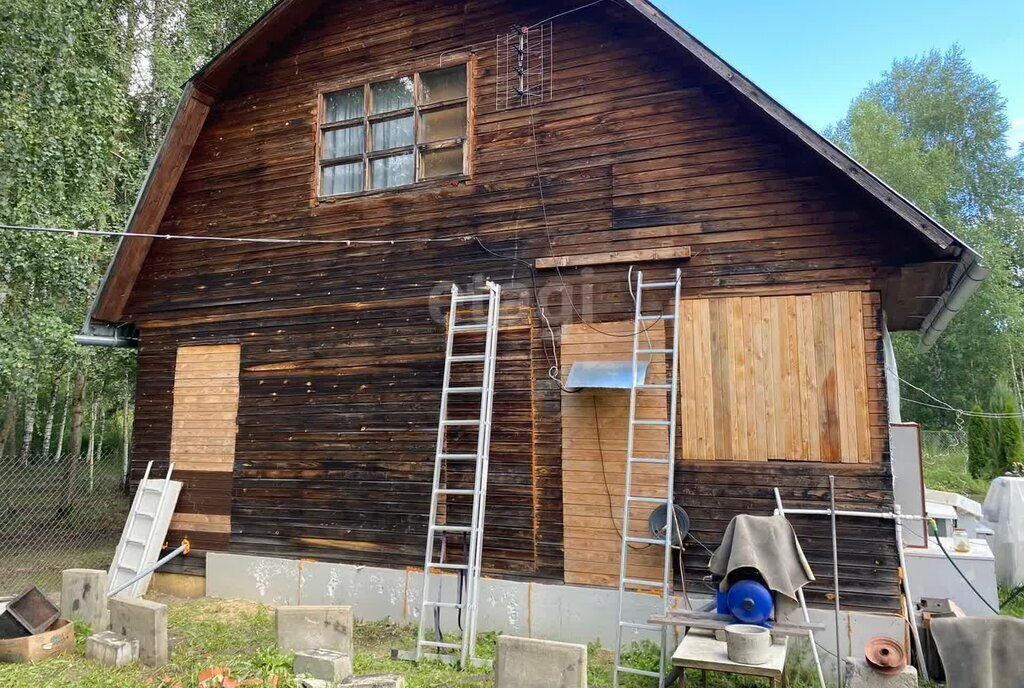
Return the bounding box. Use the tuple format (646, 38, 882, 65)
(0, 455, 130, 595)
(920, 428, 966, 458)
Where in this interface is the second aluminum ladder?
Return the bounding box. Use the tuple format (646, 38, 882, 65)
(613, 268, 682, 688)
(414, 281, 501, 668)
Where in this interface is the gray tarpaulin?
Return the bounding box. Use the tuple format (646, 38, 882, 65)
(708, 514, 815, 601)
(932, 616, 1024, 688)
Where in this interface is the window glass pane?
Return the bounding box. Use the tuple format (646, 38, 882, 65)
(322, 161, 363, 195)
(420, 66, 467, 104)
(371, 77, 414, 114)
(421, 104, 466, 143)
(371, 153, 414, 189)
(371, 115, 414, 151)
(322, 124, 364, 159)
(324, 88, 363, 123)
(421, 145, 464, 179)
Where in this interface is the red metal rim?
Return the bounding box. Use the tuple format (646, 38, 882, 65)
(865, 636, 907, 676)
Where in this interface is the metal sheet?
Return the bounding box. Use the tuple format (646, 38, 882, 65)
(565, 361, 648, 389)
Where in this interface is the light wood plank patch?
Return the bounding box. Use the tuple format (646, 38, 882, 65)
(678, 291, 877, 463)
(560, 320, 668, 587)
(170, 344, 241, 537)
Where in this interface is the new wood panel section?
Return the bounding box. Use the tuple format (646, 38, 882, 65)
(168, 344, 240, 544)
(560, 321, 669, 587)
(679, 292, 873, 463)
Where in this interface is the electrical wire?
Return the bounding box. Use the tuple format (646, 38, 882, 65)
(435, 0, 609, 64)
(890, 367, 1024, 419)
(526, 103, 676, 340)
(472, 236, 575, 392)
(591, 391, 650, 550)
(528, 0, 607, 28)
(0, 223, 474, 247)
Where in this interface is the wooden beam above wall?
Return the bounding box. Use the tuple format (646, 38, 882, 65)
(535, 246, 692, 270)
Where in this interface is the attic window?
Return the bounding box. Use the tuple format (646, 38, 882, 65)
(318, 64, 469, 197)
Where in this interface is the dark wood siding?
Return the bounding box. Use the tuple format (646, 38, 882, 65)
(127, 0, 927, 610)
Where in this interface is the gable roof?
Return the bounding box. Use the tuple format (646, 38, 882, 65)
(81, 0, 984, 347)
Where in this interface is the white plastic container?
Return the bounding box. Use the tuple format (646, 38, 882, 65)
(724, 624, 771, 665)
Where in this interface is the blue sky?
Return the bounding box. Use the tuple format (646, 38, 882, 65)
(657, 0, 1024, 148)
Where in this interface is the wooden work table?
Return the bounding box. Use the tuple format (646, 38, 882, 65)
(672, 631, 788, 688)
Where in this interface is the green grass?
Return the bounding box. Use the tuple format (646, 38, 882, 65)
(1000, 585, 1024, 618)
(0, 596, 824, 688)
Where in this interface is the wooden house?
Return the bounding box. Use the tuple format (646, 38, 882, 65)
(81, 0, 985, 618)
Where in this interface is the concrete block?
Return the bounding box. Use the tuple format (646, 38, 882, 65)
(844, 657, 918, 688)
(108, 597, 168, 667)
(206, 552, 300, 605)
(85, 631, 138, 667)
(340, 675, 406, 687)
(294, 648, 353, 683)
(494, 635, 587, 688)
(298, 680, 332, 688)
(276, 606, 354, 655)
(61, 569, 109, 630)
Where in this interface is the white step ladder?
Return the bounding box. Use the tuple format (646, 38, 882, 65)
(613, 269, 682, 688)
(414, 282, 501, 668)
(108, 460, 182, 598)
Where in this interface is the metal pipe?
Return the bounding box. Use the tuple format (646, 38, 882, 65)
(773, 488, 827, 688)
(776, 507, 927, 521)
(73, 333, 137, 348)
(828, 476, 842, 688)
(894, 505, 929, 682)
(108, 539, 189, 597)
(774, 500, 930, 681)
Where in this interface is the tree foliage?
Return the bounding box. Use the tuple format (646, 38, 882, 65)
(0, 0, 272, 462)
(991, 382, 1024, 477)
(828, 46, 1024, 428)
(967, 405, 993, 479)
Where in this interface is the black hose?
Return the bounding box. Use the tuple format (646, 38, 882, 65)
(1001, 584, 1024, 609)
(929, 520, 999, 614)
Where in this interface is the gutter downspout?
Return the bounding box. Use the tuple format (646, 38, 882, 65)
(73, 321, 138, 348)
(918, 248, 989, 352)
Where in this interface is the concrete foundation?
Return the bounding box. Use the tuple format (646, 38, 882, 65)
(340, 676, 406, 687)
(494, 635, 587, 688)
(61, 569, 109, 630)
(206, 552, 300, 605)
(85, 631, 138, 667)
(207, 552, 909, 679)
(150, 572, 206, 599)
(294, 648, 354, 683)
(108, 597, 168, 667)
(276, 605, 354, 655)
(844, 657, 918, 688)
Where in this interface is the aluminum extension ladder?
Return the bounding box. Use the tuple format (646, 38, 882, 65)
(413, 281, 501, 668)
(108, 460, 181, 598)
(613, 268, 682, 688)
